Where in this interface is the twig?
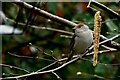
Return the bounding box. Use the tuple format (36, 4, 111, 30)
(93, 74, 107, 80)
(8, 52, 54, 62)
(75, 18, 118, 25)
(50, 50, 58, 61)
(58, 49, 117, 63)
(89, 33, 120, 51)
(77, 72, 107, 80)
(2, 73, 19, 77)
(101, 45, 116, 50)
(7, 18, 74, 35)
(1, 64, 30, 73)
(1, 49, 87, 79)
(87, 49, 117, 55)
(34, 47, 58, 61)
(100, 34, 120, 45)
(81, 56, 120, 66)
(88, 0, 120, 19)
(37, 61, 58, 72)
(60, 35, 72, 38)
(52, 71, 62, 80)
(100, 35, 120, 50)
(31, 26, 73, 35)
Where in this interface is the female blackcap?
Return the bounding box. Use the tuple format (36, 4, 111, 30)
(67, 23, 93, 61)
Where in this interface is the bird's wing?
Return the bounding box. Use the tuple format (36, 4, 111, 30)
(67, 34, 76, 61)
(70, 34, 76, 51)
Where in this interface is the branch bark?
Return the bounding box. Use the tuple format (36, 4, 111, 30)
(88, 0, 120, 19)
(13, 1, 76, 27)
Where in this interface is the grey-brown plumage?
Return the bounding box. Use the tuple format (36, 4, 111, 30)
(67, 23, 93, 61)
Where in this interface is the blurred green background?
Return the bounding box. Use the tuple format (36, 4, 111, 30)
(1, 2, 120, 80)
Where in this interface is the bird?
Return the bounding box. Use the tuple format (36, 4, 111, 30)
(67, 23, 93, 61)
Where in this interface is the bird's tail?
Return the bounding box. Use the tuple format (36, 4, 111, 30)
(66, 51, 74, 62)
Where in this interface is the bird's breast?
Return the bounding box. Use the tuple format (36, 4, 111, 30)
(73, 30, 93, 54)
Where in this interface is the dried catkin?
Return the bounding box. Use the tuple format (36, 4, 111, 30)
(93, 11, 102, 66)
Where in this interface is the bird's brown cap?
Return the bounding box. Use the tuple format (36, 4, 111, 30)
(73, 23, 85, 29)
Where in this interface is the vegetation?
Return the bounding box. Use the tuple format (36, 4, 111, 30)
(1, 1, 120, 80)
